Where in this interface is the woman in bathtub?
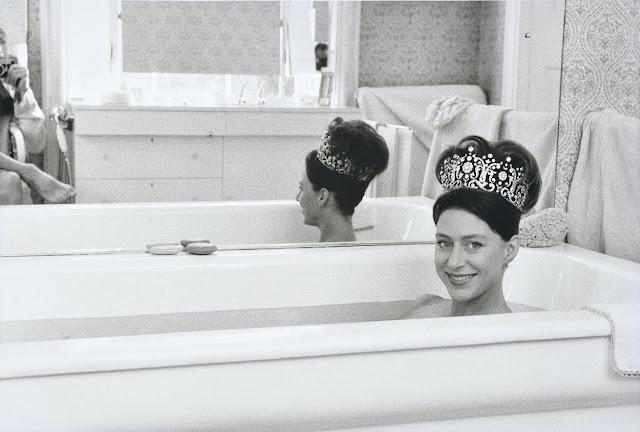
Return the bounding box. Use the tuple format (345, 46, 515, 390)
(296, 117, 389, 242)
(404, 136, 541, 318)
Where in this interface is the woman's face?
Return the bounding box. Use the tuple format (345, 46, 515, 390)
(434, 208, 518, 304)
(296, 170, 321, 226)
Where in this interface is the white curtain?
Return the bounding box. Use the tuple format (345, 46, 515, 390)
(121, 1, 281, 75)
(332, 0, 360, 107)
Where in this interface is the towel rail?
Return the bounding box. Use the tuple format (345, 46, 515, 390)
(364, 120, 414, 198)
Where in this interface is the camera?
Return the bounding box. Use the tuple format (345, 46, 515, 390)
(0, 55, 17, 80)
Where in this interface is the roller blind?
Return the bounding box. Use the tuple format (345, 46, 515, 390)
(121, 1, 280, 75)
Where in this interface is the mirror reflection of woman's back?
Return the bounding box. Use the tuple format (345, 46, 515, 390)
(297, 117, 389, 242)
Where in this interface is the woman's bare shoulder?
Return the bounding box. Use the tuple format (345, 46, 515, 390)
(508, 302, 545, 312)
(400, 294, 450, 319)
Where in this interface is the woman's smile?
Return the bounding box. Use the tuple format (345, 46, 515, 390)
(445, 272, 477, 285)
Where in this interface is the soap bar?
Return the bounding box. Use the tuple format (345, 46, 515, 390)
(148, 244, 184, 255)
(146, 241, 181, 250)
(185, 242, 218, 255)
(180, 238, 211, 247)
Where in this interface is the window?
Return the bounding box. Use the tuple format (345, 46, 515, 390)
(64, 0, 337, 107)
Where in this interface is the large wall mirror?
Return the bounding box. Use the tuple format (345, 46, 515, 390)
(0, 0, 565, 253)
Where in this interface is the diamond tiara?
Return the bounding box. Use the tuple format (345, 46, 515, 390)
(316, 132, 376, 182)
(438, 143, 528, 211)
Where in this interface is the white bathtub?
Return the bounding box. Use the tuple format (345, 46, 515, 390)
(0, 197, 435, 255)
(1, 233, 639, 431)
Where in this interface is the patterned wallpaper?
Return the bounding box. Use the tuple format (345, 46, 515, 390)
(478, 1, 505, 105)
(314, 1, 330, 43)
(358, 1, 481, 88)
(358, 1, 504, 103)
(555, 0, 640, 210)
(26, 0, 42, 107)
(121, 1, 280, 75)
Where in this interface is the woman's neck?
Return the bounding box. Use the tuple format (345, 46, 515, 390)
(318, 213, 356, 242)
(449, 284, 511, 317)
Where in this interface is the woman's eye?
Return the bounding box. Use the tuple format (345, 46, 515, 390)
(467, 241, 483, 250)
(437, 240, 451, 249)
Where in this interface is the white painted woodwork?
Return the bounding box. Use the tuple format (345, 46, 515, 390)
(72, 106, 360, 203)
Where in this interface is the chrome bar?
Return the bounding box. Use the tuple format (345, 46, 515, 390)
(0, 240, 436, 258)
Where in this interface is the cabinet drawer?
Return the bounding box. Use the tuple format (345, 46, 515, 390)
(223, 136, 316, 200)
(74, 136, 223, 179)
(75, 178, 222, 203)
(74, 109, 224, 136)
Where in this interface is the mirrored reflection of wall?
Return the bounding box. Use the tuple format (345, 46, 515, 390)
(16, 1, 565, 214)
(359, 1, 505, 104)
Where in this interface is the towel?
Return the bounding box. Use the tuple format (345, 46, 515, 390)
(567, 110, 640, 262)
(357, 86, 487, 196)
(519, 207, 568, 247)
(583, 302, 640, 377)
(421, 98, 512, 198)
(357, 85, 487, 152)
(500, 110, 558, 213)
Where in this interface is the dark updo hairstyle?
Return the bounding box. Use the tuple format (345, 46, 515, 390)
(432, 135, 541, 241)
(305, 117, 389, 216)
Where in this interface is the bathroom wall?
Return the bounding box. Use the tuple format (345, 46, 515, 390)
(358, 1, 481, 88)
(478, 1, 505, 105)
(555, 0, 640, 210)
(121, 1, 280, 75)
(358, 1, 504, 105)
(26, 0, 41, 107)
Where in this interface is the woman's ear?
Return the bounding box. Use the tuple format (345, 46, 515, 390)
(504, 235, 520, 266)
(317, 188, 330, 208)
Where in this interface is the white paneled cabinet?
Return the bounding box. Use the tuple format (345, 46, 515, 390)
(72, 106, 360, 203)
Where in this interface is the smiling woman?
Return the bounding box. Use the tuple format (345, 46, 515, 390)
(404, 135, 542, 318)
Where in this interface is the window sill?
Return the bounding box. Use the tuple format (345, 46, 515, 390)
(70, 103, 358, 114)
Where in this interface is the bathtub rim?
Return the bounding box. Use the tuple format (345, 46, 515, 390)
(0, 195, 434, 212)
(0, 309, 612, 379)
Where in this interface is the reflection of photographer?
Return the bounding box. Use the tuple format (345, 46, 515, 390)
(0, 53, 17, 82)
(0, 27, 74, 204)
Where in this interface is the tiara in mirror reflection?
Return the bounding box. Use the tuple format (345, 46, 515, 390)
(316, 132, 376, 182)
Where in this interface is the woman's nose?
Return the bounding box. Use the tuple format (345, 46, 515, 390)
(295, 190, 301, 202)
(446, 246, 465, 269)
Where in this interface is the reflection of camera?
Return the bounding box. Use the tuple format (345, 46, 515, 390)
(0, 56, 17, 79)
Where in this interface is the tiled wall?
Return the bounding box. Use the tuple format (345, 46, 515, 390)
(555, 0, 640, 210)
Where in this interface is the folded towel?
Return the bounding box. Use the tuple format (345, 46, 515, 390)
(357, 86, 487, 196)
(567, 110, 640, 262)
(357, 85, 487, 152)
(519, 208, 568, 247)
(421, 99, 512, 198)
(500, 110, 558, 213)
(583, 302, 640, 377)
(424, 96, 476, 132)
